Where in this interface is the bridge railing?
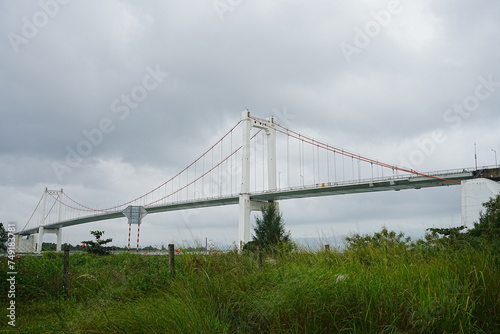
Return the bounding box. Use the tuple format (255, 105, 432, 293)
(251, 166, 480, 195)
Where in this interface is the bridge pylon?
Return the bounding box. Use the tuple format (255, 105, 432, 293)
(238, 110, 277, 249)
(35, 188, 64, 252)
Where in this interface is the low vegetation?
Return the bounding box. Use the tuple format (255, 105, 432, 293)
(81, 230, 113, 256)
(1, 196, 499, 333)
(244, 202, 295, 254)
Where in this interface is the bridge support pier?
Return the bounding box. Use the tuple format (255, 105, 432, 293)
(35, 227, 63, 252)
(238, 195, 276, 249)
(36, 226, 44, 253)
(122, 206, 148, 253)
(48, 228, 63, 252)
(462, 178, 500, 226)
(238, 195, 252, 248)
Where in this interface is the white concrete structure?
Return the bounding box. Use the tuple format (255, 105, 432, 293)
(238, 110, 277, 248)
(14, 234, 36, 253)
(461, 178, 500, 226)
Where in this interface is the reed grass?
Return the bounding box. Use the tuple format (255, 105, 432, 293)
(2, 236, 498, 333)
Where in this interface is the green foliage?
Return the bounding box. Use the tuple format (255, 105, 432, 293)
(242, 240, 258, 253)
(82, 230, 113, 255)
(426, 225, 467, 239)
(345, 227, 411, 249)
(425, 225, 469, 249)
(2, 224, 500, 333)
(425, 194, 500, 250)
(249, 202, 292, 254)
(469, 194, 500, 241)
(41, 242, 86, 251)
(344, 227, 412, 265)
(0, 223, 8, 251)
(0, 220, 500, 334)
(3, 240, 499, 333)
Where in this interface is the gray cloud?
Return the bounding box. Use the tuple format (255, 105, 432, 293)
(1, 0, 499, 247)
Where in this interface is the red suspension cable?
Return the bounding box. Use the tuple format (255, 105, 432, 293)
(249, 115, 460, 185)
(56, 120, 244, 212)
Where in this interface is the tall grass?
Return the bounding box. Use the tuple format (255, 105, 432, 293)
(2, 239, 499, 333)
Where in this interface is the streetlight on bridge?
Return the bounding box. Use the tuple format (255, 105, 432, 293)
(492, 149, 498, 167)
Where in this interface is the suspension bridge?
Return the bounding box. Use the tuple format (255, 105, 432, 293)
(15, 111, 500, 252)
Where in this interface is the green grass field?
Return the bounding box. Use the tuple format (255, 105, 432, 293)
(1, 235, 499, 333)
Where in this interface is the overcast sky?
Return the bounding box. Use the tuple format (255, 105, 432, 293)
(1, 0, 499, 249)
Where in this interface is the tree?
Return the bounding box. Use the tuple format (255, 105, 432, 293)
(425, 194, 500, 249)
(82, 230, 113, 255)
(467, 194, 500, 242)
(0, 223, 8, 252)
(345, 227, 411, 250)
(345, 227, 412, 264)
(248, 202, 292, 253)
(425, 225, 468, 247)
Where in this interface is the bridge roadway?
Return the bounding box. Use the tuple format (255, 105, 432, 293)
(18, 167, 500, 235)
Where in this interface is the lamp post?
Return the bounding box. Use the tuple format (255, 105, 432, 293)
(492, 149, 498, 167)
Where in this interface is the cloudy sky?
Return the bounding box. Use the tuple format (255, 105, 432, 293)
(1, 0, 499, 249)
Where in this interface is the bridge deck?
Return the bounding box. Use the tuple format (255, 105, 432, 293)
(252, 171, 473, 201)
(19, 168, 497, 235)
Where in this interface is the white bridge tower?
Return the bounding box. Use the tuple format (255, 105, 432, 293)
(35, 188, 64, 252)
(238, 110, 277, 249)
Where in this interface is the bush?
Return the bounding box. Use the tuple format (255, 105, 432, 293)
(82, 230, 113, 255)
(250, 202, 293, 254)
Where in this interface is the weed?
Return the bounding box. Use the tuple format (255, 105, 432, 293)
(2, 232, 498, 333)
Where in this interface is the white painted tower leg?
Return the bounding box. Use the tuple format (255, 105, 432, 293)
(36, 226, 44, 253)
(238, 110, 252, 248)
(56, 228, 62, 252)
(238, 194, 252, 249)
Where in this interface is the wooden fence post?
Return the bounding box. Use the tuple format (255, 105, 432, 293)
(324, 244, 330, 252)
(168, 244, 175, 278)
(256, 246, 263, 269)
(63, 245, 70, 295)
